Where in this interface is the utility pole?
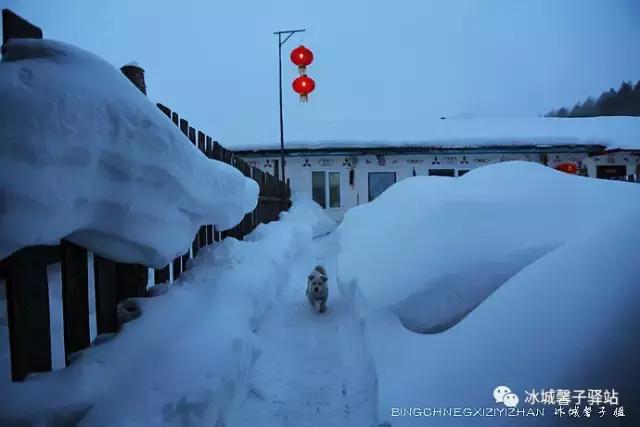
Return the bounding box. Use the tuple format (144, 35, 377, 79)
(273, 29, 305, 182)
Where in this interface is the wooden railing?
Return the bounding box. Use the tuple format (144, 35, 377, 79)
(0, 9, 291, 382)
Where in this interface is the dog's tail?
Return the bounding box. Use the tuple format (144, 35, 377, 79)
(314, 265, 326, 276)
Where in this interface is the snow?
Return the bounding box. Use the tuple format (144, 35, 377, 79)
(226, 116, 640, 152)
(227, 232, 377, 427)
(366, 210, 640, 426)
(2, 145, 639, 426)
(0, 38, 258, 268)
(278, 195, 337, 238)
(336, 161, 640, 425)
(337, 161, 640, 333)
(0, 198, 373, 426)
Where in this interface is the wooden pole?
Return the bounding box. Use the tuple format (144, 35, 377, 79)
(5, 246, 52, 381)
(60, 240, 90, 365)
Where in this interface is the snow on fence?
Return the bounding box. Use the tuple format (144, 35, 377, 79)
(0, 9, 291, 382)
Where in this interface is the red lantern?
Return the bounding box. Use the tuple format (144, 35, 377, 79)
(290, 45, 314, 75)
(555, 163, 578, 174)
(292, 75, 316, 102)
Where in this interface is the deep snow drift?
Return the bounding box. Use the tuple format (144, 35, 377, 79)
(368, 210, 640, 426)
(0, 199, 333, 426)
(338, 161, 640, 333)
(337, 161, 640, 425)
(0, 39, 258, 267)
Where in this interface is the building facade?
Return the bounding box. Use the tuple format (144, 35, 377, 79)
(235, 143, 639, 221)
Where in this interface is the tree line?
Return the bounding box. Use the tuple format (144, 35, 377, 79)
(545, 80, 640, 117)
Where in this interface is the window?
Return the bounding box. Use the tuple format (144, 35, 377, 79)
(457, 169, 469, 177)
(597, 165, 627, 180)
(329, 172, 341, 208)
(312, 171, 326, 208)
(312, 171, 341, 208)
(368, 172, 396, 201)
(428, 169, 455, 177)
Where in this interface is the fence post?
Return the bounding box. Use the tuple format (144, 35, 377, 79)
(113, 64, 150, 297)
(5, 246, 52, 381)
(178, 120, 191, 270)
(205, 136, 214, 245)
(153, 103, 172, 284)
(94, 255, 119, 334)
(197, 131, 208, 248)
(60, 240, 90, 365)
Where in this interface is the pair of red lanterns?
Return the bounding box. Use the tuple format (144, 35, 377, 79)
(290, 45, 316, 102)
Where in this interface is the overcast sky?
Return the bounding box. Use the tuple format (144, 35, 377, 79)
(5, 0, 640, 146)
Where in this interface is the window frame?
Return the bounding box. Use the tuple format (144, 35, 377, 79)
(311, 170, 342, 209)
(311, 171, 326, 208)
(428, 168, 455, 177)
(328, 171, 341, 208)
(368, 171, 397, 202)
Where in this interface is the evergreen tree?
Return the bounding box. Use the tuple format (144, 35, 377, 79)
(545, 81, 640, 117)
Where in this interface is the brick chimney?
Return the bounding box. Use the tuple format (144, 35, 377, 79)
(120, 64, 147, 95)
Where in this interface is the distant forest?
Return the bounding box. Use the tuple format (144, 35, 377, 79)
(545, 80, 640, 117)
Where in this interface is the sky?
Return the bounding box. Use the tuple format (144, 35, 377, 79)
(4, 0, 640, 147)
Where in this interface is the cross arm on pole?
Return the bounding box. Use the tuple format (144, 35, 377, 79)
(273, 29, 306, 47)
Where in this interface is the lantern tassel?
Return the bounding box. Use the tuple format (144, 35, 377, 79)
(298, 66, 306, 75)
(300, 94, 308, 103)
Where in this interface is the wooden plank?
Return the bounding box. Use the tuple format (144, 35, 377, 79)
(172, 256, 182, 281)
(198, 226, 207, 248)
(181, 251, 190, 272)
(206, 224, 214, 245)
(5, 246, 52, 381)
(188, 126, 196, 146)
(156, 103, 171, 118)
(192, 234, 199, 258)
(116, 263, 147, 301)
(213, 141, 223, 161)
(179, 118, 189, 137)
(94, 255, 119, 334)
(2, 9, 43, 45)
(154, 264, 170, 284)
(60, 240, 90, 365)
(205, 136, 213, 159)
(197, 131, 206, 153)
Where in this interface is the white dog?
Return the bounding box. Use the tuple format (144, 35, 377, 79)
(306, 265, 328, 313)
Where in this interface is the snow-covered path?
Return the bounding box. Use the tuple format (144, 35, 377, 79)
(228, 233, 378, 427)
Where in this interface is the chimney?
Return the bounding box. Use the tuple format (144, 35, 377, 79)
(120, 64, 147, 95)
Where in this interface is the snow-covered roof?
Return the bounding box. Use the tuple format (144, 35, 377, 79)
(228, 116, 640, 153)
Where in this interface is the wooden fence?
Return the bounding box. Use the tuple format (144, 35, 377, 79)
(0, 9, 291, 382)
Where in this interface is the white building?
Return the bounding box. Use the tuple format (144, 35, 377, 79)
(232, 117, 640, 221)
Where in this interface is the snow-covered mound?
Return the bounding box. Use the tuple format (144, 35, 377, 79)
(337, 161, 640, 333)
(279, 195, 336, 238)
(0, 39, 258, 267)
(369, 211, 640, 426)
(0, 201, 319, 425)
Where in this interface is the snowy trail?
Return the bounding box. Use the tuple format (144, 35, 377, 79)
(228, 233, 378, 427)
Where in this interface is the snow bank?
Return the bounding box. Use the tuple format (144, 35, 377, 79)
(278, 195, 337, 237)
(0, 197, 323, 426)
(227, 116, 640, 151)
(368, 210, 640, 426)
(338, 161, 640, 333)
(0, 39, 258, 267)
